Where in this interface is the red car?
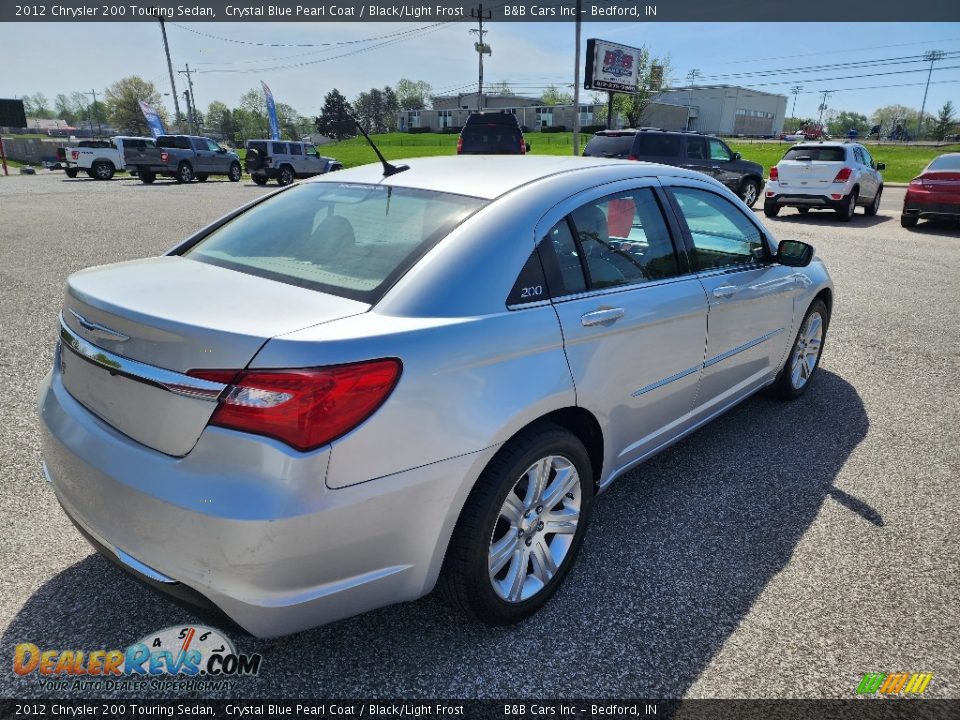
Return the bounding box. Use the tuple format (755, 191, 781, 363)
(902, 153, 960, 228)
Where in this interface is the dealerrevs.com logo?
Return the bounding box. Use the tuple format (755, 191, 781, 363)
(856, 672, 934, 695)
(12, 625, 262, 692)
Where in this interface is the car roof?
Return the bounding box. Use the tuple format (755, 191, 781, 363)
(305, 155, 697, 200)
(790, 141, 851, 148)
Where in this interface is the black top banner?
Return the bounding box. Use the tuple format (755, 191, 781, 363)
(3, 0, 959, 23)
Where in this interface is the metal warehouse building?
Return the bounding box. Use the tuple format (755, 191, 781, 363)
(399, 85, 787, 137)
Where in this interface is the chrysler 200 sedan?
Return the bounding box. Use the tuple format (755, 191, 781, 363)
(39, 156, 833, 637)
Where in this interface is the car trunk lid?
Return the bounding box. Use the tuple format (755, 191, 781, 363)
(59, 255, 369, 456)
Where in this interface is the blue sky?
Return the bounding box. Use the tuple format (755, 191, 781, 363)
(4, 21, 959, 120)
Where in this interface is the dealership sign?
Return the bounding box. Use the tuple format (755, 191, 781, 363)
(584, 39, 641, 94)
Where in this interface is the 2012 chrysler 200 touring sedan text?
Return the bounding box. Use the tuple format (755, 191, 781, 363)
(39, 156, 833, 637)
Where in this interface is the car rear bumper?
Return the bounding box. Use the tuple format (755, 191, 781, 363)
(38, 365, 496, 637)
(764, 192, 850, 209)
(902, 191, 960, 219)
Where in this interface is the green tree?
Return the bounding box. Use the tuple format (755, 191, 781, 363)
(491, 80, 514, 97)
(933, 101, 956, 141)
(382, 86, 399, 132)
(314, 89, 354, 141)
(205, 101, 236, 140)
(395, 78, 432, 110)
(826, 110, 870, 137)
(871, 104, 918, 137)
(23, 92, 54, 119)
(104, 76, 167, 134)
(541, 85, 573, 106)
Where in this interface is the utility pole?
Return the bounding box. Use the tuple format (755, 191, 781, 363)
(917, 50, 945, 140)
(86, 89, 103, 138)
(790, 85, 803, 119)
(179, 63, 199, 133)
(157, 18, 182, 130)
(572, 0, 582, 155)
(470, 3, 492, 112)
(686, 68, 701, 85)
(816, 90, 831, 127)
(183, 91, 195, 133)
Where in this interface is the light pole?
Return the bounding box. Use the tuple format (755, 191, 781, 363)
(572, 0, 582, 156)
(917, 50, 945, 140)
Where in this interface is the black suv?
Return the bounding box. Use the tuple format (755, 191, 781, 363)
(458, 112, 530, 155)
(583, 128, 764, 207)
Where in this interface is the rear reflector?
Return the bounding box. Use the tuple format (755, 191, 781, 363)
(160, 151, 169, 163)
(188, 359, 402, 451)
(769, 166, 779, 181)
(831, 194, 843, 200)
(833, 167, 852, 182)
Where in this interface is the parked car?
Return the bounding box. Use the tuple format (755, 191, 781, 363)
(55, 136, 154, 180)
(39, 156, 832, 637)
(124, 135, 242, 184)
(583, 129, 765, 207)
(764, 142, 884, 221)
(458, 112, 529, 154)
(244, 140, 342, 186)
(901, 153, 960, 228)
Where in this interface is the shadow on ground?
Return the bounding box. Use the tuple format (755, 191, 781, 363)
(3, 370, 870, 698)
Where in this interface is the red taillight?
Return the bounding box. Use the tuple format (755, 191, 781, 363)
(71, 151, 79, 160)
(188, 359, 402, 452)
(520, 137, 526, 154)
(769, 166, 779, 181)
(627, 154, 638, 161)
(833, 167, 852, 183)
(457, 137, 463, 154)
(160, 151, 169, 163)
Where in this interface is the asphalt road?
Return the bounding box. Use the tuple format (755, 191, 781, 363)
(1, 172, 957, 700)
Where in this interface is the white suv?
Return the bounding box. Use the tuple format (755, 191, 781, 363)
(244, 140, 342, 185)
(764, 142, 885, 221)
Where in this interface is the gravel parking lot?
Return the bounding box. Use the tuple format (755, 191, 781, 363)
(1, 171, 957, 699)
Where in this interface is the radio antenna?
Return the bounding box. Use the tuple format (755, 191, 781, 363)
(352, 118, 408, 177)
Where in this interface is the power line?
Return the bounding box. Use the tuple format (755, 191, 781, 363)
(692, 52, 960, 82)
(701, 36, 960, 67)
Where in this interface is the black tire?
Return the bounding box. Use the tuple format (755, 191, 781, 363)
(277, 165, 294, 186)
(865, 187, 882, 216)
(763, 201, 781, 217)
(85, 169, 97, 179)
(738, 178, 761, 208)
(92, 161, 114, 181)
(769, 298, 830, 400)
(196, 174, 209, 182)
(797, 207, 810, 214)
(837, 189, 857, 222)
(175, 161, 194, 183)
(439, 424, 594, 625)
(64, 168, 78, 179)
(228, 162, 242, 182)
(251, 175, 269, 186)
(139, 172, 156, 184)
(900, 214, 918, 228)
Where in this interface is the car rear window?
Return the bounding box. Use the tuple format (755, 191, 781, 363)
(459, 126, 523, 154)
(184, 183, 486, 303)
(583, 134, 635, 158)
(927, 155, 960, 171)
(247, 141, 267, 155)
(783, 146, 846, 162)
(636, 134, 682, 158)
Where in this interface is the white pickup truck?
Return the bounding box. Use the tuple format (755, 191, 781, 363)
(55, 136, 155, 180)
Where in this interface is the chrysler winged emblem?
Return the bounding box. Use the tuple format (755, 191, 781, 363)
(69, 309, 130, 343)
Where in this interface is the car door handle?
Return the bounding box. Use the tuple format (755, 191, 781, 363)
(581, 308, 625, 327)
(712, 285, 739, 299)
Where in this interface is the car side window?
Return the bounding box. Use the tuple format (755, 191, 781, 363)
(205, 139, 221, 152)
(709, 139, 732, 161)
(191, 137, 207, 151)
(568, 189, 679, 290)
(860, 146, 874, 168)
(670, 187, 765, 271)
(537, 220, 588, 298)
(272, 142, 288, 155)
(290, 143, 303, 156)
(686, 137, 706, 160)
(178, 137, 192, 150)
(305, 144, 319, 157)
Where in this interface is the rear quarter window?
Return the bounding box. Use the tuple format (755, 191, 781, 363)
(247, 141, 268, 154)
(636, 134, 682, 158)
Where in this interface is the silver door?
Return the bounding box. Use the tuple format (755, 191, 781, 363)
(666, 183, 798, 412)
(537, 180, 709, 479)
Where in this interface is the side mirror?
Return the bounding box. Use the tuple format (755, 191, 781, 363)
(732, 152, 742, 161)
(777, 239, 814, 267)
(876, 162, 886, 170)
(217, 147, 226, 153)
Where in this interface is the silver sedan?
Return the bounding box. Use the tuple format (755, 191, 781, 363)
(39, 156, 833, 637)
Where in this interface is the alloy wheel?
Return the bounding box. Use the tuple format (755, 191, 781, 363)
(488, 455, 582, 603)
(790, 311, 823, 389)
(741, 182, 758, 206)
